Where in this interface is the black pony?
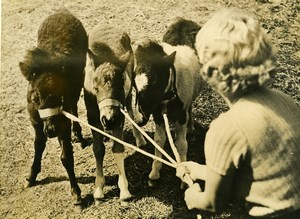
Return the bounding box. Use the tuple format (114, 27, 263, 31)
(19, 9, 88, 204)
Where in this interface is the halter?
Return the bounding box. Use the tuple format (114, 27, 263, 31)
(98, 98, 123, 110)
(162, 65, 177, 102)
(38, 106, 62, 119)
(161, 65, 177, 114)
(38, 96, 64, 119)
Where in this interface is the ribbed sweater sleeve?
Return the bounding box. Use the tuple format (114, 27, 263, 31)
(204, 113, 248, 176)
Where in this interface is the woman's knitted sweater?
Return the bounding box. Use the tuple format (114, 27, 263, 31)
(205, 87, 300, 217)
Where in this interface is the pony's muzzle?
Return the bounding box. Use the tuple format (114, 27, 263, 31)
(100, 107, 123, 131)
(43, 117, 57, 138)
(38, 106, 62, 138)
(98, 99, 123, 131)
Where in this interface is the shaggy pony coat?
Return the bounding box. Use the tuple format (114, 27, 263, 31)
(19, 9, 88, 204)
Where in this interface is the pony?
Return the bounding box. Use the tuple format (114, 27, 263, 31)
(84, 24, 146, 201)
(133, 39, 204, 186)
(162, 17, 202, 132)
(19, 9, 88, 204)
(162, 17, 201, 51)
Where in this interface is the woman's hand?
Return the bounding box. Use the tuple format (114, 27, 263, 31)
(176, 161, 207, 181)
(184, 183, 202, 209)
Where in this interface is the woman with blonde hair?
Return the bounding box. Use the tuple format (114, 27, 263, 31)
(176, 8, 300, 218)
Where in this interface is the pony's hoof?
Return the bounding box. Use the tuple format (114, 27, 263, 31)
(94, 188, 105, 200)
(79, 138, 90, 149)
(73, 196, 83, 206)
(94, 199, 105, 206)
(120, 200, 130, 207)
(120, 191, 132, 201)
(25, 178, 36, 188)
(25, 181, 32, 188)
(120, 194, 134, 207)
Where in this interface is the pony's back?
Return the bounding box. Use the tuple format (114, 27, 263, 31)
(162, 42, 204, 107)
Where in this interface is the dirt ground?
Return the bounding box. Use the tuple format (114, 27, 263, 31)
(1, 0, 299, 218)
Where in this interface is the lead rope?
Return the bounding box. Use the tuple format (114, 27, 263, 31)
(120, 109, 177, 166)
(162, 112, 202, 219)
(162, 113, 195, 187)
(120, 109, 201, 218)
(63, 110, 201, 218)
(62, 111, 174, 168)
(120, 109, 195, 187)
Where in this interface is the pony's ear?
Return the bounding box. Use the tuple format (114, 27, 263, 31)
(86, 49, 96, 70)
(19, 62, 32, 81)
(163, 51, 176, 66)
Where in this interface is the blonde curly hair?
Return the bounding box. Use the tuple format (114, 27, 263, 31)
(195, 8, 276, 96)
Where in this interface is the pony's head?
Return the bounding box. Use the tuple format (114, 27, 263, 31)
(86, 49, 131, 130)
(20, 48, 66, 138)
(133, 40, 176, 126)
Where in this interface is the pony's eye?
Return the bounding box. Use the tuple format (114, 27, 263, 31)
(32, 95, 39, 104)
(207, 66, 217, 77)
(93, 87, 99, 93)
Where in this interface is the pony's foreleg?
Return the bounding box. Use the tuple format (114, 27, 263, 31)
(126, 94, 146, 147)
(149, 123, 166, 184)
(84, 91, 105, 200)
(175, 119, 188, 189)
(92, 131, 106, 200)
(26, 122, 47, 187)
(112, 127, 132, 200)
(175, 121, 188, 163)
(57, 120, 81, 204)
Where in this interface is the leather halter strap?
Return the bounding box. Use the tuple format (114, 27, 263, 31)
(162, 65, 177, 102)
(98, 98, 123, 110)
(38, 106, 62, 119)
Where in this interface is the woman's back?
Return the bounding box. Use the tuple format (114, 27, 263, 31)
(206, 87, 300, 216)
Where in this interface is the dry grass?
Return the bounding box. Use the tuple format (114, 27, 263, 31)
(1, 0, 299, 218)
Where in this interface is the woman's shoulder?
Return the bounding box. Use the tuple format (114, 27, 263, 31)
(234, 88, 300, 116)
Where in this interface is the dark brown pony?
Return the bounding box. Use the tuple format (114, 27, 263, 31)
(19, 9, 88, 204)
(162, 17, 201, 50)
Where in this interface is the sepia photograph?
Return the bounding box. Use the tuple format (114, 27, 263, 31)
(1, 0, 299, 218)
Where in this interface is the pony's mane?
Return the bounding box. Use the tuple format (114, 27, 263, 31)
(23, 48, 74, 76)
(90, 42, 124, 67)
